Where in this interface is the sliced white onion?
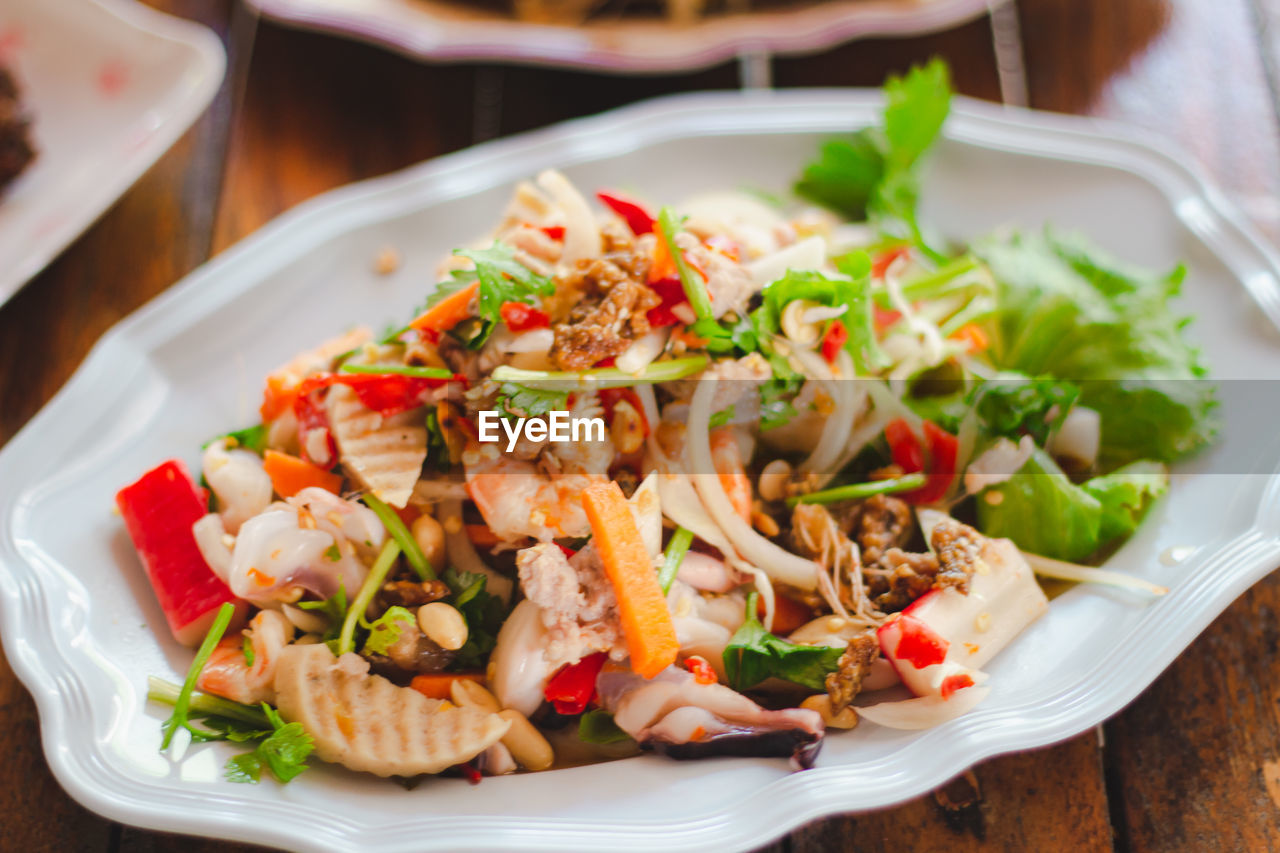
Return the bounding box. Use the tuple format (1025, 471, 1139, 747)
(790, 346, 856, 478)
(536, 169, 600, 269)
(688, 377, 819, 590)
(1023, 551, 1168, 595)
(615, 328, 670, 374)
(1048, 406, 1101, 469)
(440, 498, 514, 602)
(856, 685, 991, 730)
(496, 327, 554, 354)
(745, 235, 827, 287)
(964, 435, 1035, 494)
(801, 303, 848, 325)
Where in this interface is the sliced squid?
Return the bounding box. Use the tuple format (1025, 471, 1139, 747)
(273, 644, 509, 777)
(326, 383, 427, 508)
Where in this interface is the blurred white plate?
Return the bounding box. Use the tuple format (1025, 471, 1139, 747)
(2, 90, 1280, 853)
(246, 0, 1000, 73)
(0, 0, 224, 306)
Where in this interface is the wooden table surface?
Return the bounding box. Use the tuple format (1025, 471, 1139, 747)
(2, 0, 1279, 850)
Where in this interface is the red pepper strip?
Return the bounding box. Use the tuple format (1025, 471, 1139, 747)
(683, 655, 717, 685)
(458, 761, 483, 785)
(555, 542, 578, 559)
(499, 300, 550, 332)
(544, 651, 608, 715)
(871, 245, 910, 278)
(820, 319, 848, 364)
(540, 225, 565, 241)
(598, 387, 649, 437)
(893, 614, 949, 669)
(904, 420, 959, 505)
(873, 306, 902, 333)
(596, 189, 655, 235)
(940, 673, 975, 699)
(646, 276, 689, 328)
(115, 460, 244, 646)
(884, 418, 925, 474)
(295, 372, 460, 419)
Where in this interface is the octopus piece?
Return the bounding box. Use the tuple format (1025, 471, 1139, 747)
(273, 644, 509, 777)
(596, 665, 824, 770)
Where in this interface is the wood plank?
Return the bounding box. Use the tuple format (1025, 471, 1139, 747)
(211, 21, 478, 252)
(786, 732, 1114, 852)
(0, 2, 235, 850)
(1104, 576, 1280, 852)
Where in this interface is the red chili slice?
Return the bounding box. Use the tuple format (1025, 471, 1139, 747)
(893, 614, 949, 669)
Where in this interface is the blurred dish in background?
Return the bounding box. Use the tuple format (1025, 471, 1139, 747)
(0, 0, 224, 308)
(0, 65, 36, 193)
(245, 0, 1007, 73)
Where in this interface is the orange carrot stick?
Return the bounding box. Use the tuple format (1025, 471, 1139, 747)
(581, 482, 678, 679)
(262, 449, 344, 498)
(408, 281, 479, 332)
(409, 672, 484, 700)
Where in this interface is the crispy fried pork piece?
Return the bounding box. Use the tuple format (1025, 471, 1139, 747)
(852, 494, 914, 564)
(931, 517, 983, 594)
(869, 548, 940, 613)
(824, 630, 879, 713)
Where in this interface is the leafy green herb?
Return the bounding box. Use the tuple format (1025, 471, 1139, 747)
(495, 382, 569, 419)
(441, 242, 555, 337)
(657, 527, 694, 594)
(795, 59, 951, 257)
(324, 543, 342, 562)
(971, 374, 1080, 445)
(298, 585, 348, 654)
(361, 606, 416, 656)
(160, 602, 237, 750)
(709, 405, 735, 428)
(339, 539, 402, 655)
(753, 263, 886, 373)
(425, 408, 451, 471)
(723, 592, 842, 691)
(442, 567, 507, 671)
(758, 372, 802, 431)
(578, 710, 633, 745)
(490, 356, 709, 391)
(202, 424, 268, 455)
(787, 472, 927, 507)
(147, 676, 273, 735)
(362, 493, 433, 581)
(242, 634, 255, 667)
(224, 704, 314, 785)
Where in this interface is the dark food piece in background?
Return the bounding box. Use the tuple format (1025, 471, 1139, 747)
(0, 66, 35, 192)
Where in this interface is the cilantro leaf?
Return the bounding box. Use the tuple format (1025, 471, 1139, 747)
(442, 568, 508, 671)
(709, 405, 736, 428)
(361, 606, 415, 656)
(224, 704, 314, 785)
(759, 375, 801, 431)
(723, 593, 842, 691)
(495, 382, 568, 419)
(450, 242, 555, 328)
(970, 374, 1080, 445)
(794, 59, 951, 258)
(297, 584, 348, 654)
(753, 263, 886, 373)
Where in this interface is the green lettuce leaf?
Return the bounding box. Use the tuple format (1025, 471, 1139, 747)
(976, 449, 1102, 562)
(976, 229, 1215, 467)
(1082, 460, 1169, 544)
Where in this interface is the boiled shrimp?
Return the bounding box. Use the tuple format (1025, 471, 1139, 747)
(196, 610, 294, 706)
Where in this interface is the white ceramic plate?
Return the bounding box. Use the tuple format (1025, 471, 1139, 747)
(245, 0, 1000, 73)
(3, 91, 1280, 853)
(0, 0, 224, 307)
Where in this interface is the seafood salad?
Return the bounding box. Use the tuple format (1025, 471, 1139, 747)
(117, 61, 1214, 785)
